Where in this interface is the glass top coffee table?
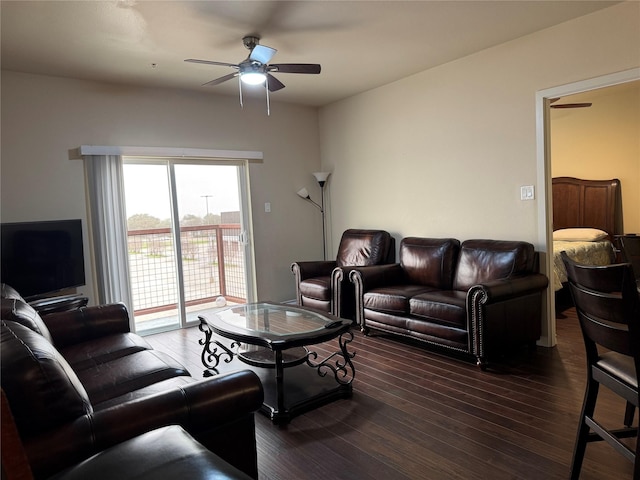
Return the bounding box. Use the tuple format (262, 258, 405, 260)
(198, 302, 355, 425)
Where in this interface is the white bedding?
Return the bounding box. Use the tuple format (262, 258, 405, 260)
(552, 240, 615, 291)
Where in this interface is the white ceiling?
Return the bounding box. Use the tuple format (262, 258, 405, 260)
(0, 1, 621, 107)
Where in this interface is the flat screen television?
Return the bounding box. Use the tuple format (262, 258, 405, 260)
(1, 219, 86, 298)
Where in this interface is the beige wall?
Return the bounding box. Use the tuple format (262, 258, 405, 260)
(0, 72, 322, 305)
(318, 2, 640, 344)
(319, 2, 639, 252)
(551, 83, 640, 233)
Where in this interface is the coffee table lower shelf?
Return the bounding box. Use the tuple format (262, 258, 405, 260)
(240, 358, 353, 425)
(199, 330, 355, 425)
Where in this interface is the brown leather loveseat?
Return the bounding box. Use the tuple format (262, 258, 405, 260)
(1, 285, 264, 479)
(349, 238, 549, 368)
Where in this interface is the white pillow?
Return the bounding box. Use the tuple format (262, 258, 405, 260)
(553, 228, 609, 242)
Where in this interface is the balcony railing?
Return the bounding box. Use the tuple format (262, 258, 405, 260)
(127, 224, 246, 315)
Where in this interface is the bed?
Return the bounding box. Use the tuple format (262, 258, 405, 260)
(551, 177, 622, 291)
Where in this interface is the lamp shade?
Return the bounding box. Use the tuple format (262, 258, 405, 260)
(312, 172, 331, 185)
(296, 187, 310, 199)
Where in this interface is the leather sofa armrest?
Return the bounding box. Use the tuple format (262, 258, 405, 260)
(291, 260, 337, 280)
(41, 304, 132, 347)
(467, 273, 549, 303)
(24, 370, 264, 480)
(291, 261, 338, 308)
(349, 264, 404, 326)
(349, 263, 404, 291)
(467, 273, 548, 369)
(330, 267, 345, 318)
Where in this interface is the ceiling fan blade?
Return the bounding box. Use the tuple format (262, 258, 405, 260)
(550, 103, 593, 109)
(202, 72, 238, 87)
(268, 64, 321, 74)
(249, 45, 277, 64)
(267, 74, 285, 92)
(185, 59, 239, 69)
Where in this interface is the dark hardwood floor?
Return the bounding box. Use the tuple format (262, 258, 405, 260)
(146, 307, 634, 479)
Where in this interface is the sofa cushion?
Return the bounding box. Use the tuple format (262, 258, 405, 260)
(61, 334, 153, 371)
(410, 290, 467, 329)
(1, 298, 54, 343)
(400, 238, 460, 288)
(364, 285, 435, 315)
(299, 276, 331, 301)
(336, 229, 392, 267)
(92, 376, 194, 410)
(453, 240, 535, 291)
(75, 350, 191, 405)
(1, 320, 92, 434)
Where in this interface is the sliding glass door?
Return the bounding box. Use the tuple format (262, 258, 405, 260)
(122, 158, 255, 334)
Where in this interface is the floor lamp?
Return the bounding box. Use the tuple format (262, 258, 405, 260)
(296, 172, 331, 260)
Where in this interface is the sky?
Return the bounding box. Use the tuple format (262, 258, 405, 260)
(123, 163, 240, 220)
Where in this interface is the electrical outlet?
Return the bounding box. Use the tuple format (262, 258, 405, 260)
(520, 185, 535, 200)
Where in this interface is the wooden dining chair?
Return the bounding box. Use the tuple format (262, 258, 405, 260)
(620, 235, 640, 291)
(561, 251, 640, 479)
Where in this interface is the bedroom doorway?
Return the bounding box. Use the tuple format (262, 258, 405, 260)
(536, 68, 640, 347)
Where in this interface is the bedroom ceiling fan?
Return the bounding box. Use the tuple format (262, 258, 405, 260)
(185, 36, 321, 115)
(549, 97, 592, 109)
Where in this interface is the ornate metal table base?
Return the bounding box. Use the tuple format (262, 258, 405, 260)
(199, 319, 356, 424)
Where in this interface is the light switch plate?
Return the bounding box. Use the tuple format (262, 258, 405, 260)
(520, 185, 535, 200)
(265, 202, 271, 212)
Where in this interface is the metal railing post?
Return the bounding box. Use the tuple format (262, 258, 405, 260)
(216, 227, 227, 297)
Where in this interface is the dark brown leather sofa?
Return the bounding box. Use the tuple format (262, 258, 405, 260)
(291, 228, 395, 319)
(349, 238, 549, 368)
(1, 286, 264, 480)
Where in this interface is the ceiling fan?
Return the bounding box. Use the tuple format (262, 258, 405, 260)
(549, 97, 592, 109)
(185, 36, 321, 114)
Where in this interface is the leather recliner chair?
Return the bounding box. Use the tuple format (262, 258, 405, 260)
(291, 229, 395, 319)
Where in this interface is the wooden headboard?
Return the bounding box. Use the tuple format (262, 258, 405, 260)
(552, 177, 623, 237)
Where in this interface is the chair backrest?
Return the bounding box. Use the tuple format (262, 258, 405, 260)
(399, 237, 460, 288)
(335, 229, 394, 267)
(561, 251, 640, 358)
(453, 240, 536, 291)
(619, 235, 640, 284)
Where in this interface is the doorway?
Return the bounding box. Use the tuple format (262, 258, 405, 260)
(536, 67, 640, 347)
(122, 158, 255, 334)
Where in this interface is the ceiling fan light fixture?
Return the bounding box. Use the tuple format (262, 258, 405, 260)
(240, 72, 267, 85)
(185, 36, 321, 115)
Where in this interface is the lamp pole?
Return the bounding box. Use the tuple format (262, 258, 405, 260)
(312, 172, 331, 260)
